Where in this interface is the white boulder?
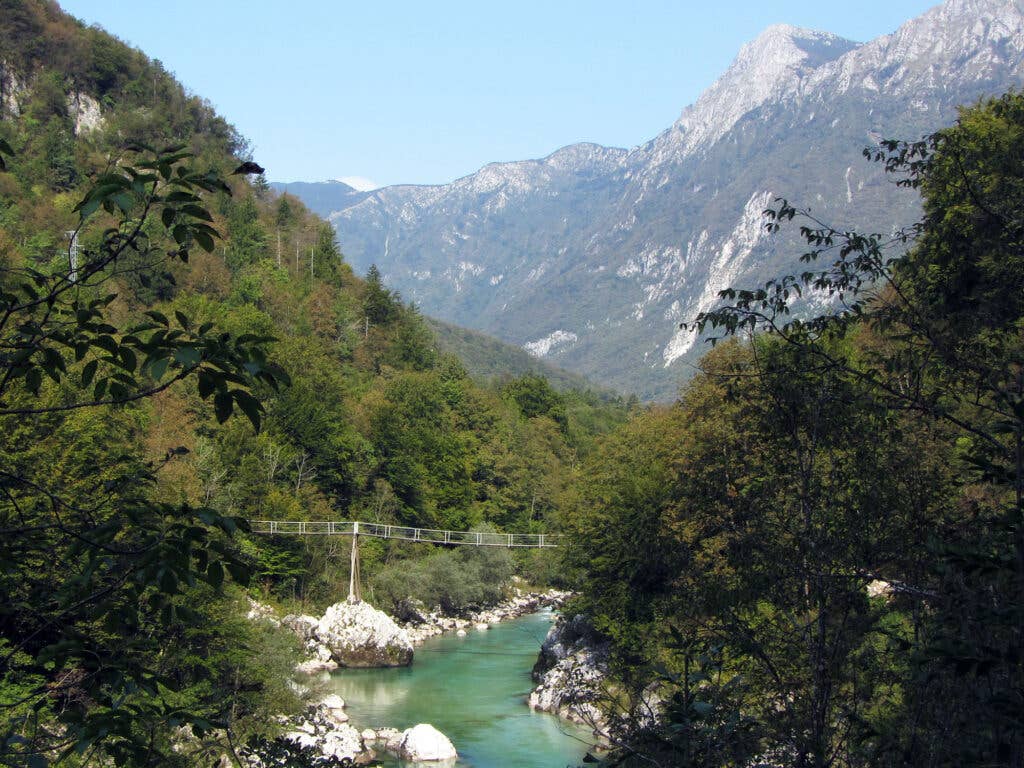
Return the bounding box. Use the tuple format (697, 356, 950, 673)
(278, 704, 371, 765)
(317, 723, 364, 762)
(320, 694, 348, 725)
(317, 601, 414, 667)
(397, 724, 457, 762)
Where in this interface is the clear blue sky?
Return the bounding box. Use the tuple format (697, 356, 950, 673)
(58, 1, 939, 188)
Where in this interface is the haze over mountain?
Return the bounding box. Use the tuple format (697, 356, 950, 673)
(281, 0, 1024, 399)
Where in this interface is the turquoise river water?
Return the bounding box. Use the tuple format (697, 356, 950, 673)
(326, 610, 596, 768)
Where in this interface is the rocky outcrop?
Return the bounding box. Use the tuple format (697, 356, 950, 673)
(65, 91, 102, 135)
(280, 601, 413, 670)
(529, 614, 610, 729)
(396, 724, 458, 762)
(316, 601, 414, 668)
(237, 699, 375, 767)
(0, 61, 27, 118)
(246, 597, 280, 626)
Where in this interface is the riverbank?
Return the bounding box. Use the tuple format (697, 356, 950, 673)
(396, 587, 573, 645)
(276, 587, 573, 675)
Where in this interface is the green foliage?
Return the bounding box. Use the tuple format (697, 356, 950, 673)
(587, 93, 1024, 767)
(0, 144, 291, 766)
(371, 527, 514, 614)
(503, 372, 568, 429)
(362, 263, 401, 325)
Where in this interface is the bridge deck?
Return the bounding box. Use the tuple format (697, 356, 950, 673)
(249, 520, 558, 548)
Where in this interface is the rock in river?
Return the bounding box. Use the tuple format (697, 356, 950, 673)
(317, 600, 414, 667)
(397, 723, 458, 762)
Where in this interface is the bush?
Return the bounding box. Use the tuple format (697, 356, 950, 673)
(371, 539, 513, 615)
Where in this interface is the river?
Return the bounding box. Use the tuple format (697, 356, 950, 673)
(326, 610, 596, 767)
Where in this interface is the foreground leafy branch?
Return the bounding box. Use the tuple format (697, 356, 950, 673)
(0, 144, 288, 766)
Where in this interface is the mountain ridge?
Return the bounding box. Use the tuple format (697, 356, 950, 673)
(286, 0, 1024, 399)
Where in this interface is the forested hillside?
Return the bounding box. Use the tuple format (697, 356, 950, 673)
(0, 3, 628, 764)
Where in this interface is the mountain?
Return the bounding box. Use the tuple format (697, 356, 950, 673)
(288, 0, 1024, 400)
(271, 179, 370, 218)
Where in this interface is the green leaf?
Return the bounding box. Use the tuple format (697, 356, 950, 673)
(232, 161, 265, 175)
(174, 310, 191, 330)
(174, 347, 201, 367)
(93, 335, 118, 355)
(26, 367, 41, 395)
(197, 369, 218, 399)
(206, 561, 224, 590)
(112, 192, 134, 213)
(119, 347, 137, 373)
(213, 390, 233, 423)
(232, 388, 263, 431)
(0, 137, 13, 171)
(181, 204, 214, 222)
(193, 229, 215, 253)
(225, 561, 250, 585)
(77, 196, 102, 219)
(165, 190, 200, 203)
(149, 356, 169, 382)
(81, 359, 98, 388)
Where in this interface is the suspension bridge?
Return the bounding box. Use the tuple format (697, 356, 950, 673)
(250, 519, 559, 603)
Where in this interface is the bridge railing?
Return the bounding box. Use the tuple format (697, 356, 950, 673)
(250, 520, 357, 535)
(248, 520, 558, 547)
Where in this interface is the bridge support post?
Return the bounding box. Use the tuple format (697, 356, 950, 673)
(347, 522, 361, 603)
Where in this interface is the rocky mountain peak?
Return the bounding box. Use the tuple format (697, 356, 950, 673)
(810, 0, 1024, 98)
(898, 0, 1024, 63)
(638, 24, 857, 168)
(543, 142, 627, 173)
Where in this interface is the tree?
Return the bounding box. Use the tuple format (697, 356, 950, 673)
(362, 264, 400, 326)
(689, 93, 1024, 766)
(0, 140, 289, 766)
(503, 373, 567, 429)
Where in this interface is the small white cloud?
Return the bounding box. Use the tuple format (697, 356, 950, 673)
(336, 175, 379, 191)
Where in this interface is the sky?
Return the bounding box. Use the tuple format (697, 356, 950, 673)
(58, 1, 939, 188)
